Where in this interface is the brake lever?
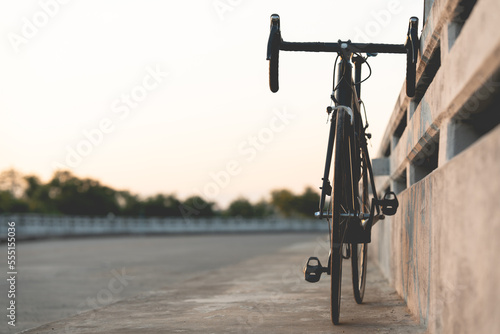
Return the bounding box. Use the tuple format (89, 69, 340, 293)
(406, 17, 419, 63)
(266, 14, 281, 60)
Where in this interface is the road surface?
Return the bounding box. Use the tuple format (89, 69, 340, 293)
(0, 233, 424, 333)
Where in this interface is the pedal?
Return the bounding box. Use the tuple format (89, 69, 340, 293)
(377, 191, 399, 216)
(304, 257, 329, 283)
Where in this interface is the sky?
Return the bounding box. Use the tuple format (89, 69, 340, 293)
(0, 0, 423, 208)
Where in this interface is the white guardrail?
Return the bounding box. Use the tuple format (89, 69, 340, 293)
(0, 214, 328, 239)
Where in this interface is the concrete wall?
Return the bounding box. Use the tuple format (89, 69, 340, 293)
(371, 0, 500, 332)
(0, 214, 327, 240)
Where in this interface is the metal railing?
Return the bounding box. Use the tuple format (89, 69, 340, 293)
(0, 214, 327, 239)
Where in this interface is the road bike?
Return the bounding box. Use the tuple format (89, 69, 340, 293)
(266, 14, 419, 325)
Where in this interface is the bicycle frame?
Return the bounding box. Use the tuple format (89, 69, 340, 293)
(319, 53, 382, 240)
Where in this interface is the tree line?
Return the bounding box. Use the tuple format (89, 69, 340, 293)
(0, 169, 320, 218)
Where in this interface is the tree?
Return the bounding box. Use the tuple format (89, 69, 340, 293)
(226, 197, 255, 217)
(0, 190, 29, 213)
(179, 196, 216, 219)
(116, 191, 142, 216)
(270, 189, 297, 217)
(0, 168, 26, 198)
(47, 170, 120, 216)
(225, 197, 274, 218)
(142, 194, 182, 217)
(295, 187, 320, 217)
(0, 168, 321, 218)
(253, 200, 274, 218)
(0, 169, 29, 213)
(270, 187, 320, 218)
(24, 175, 55, 213)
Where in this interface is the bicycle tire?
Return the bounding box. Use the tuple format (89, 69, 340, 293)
(351, 243, 368, 303)
(330, 108, 353, 325)
(351, 157, 369, 304)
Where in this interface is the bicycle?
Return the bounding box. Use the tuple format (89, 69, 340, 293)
(266, 14, 419, 325)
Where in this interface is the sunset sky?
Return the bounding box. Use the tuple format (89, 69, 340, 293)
(0, 0, 422, 208)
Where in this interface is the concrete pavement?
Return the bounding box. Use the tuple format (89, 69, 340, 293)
(21, 237, 424, 334)
(1, 234, 314, 333)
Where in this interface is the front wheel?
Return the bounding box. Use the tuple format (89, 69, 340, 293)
(351, 157, 370, 304)
(331, 241, 343, 325)
(351, 243, 368, 303)
(330, 108, 354, 325)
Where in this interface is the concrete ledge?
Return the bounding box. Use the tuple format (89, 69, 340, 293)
(372, 157, 390, 176)
(373, 120, 500, 332)
(372, 0, 500, 332)
(388, 0, 500, 179)
(378, 0, 500, 161)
